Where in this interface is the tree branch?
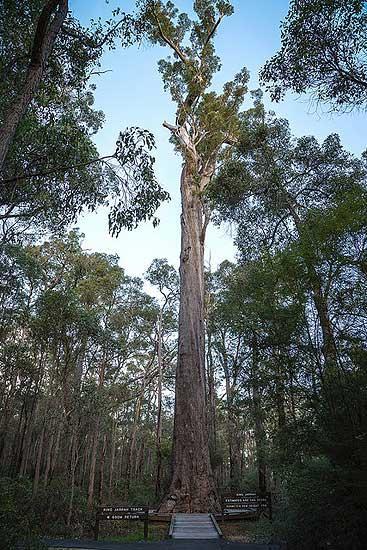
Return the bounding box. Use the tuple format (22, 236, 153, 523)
(150, 3, 188, 64)
(61, 17, 130, 50)
(201, 14, 224, 57)
(200, 202, 211, 245)
(1, 154, 115, 187)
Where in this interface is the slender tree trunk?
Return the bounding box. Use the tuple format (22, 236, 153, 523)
(50, 418, 62, 479)
(67, 430, 78, 527)
(19, 401, 37, 477)
(160, 165, 217, 512)
(0, 0, 68, 172)
(309, 275, 338, 365)
(87, 359, 106, 508)
(222, 346, 241, 489)
(274, 354, 286, 431)
(87, 418, 100, 508)
(251, 334, 267, 494)
(43, 431, 54, 487)
(125, 379, 145, 499)
(282, 189, 339, 368)
(109, 420, 117, 500)
(98, 434, 107, 505)
(155, 309, 163, 499)
(206, 329, 218, 473)
(33, 423, 45, 495)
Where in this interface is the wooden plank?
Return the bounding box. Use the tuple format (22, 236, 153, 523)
(148, 513, 171, 522)
(172, 513, 219, 540)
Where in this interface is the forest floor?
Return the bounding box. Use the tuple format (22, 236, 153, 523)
(40, 520, 273, 549)
(220, 521, 272, 545)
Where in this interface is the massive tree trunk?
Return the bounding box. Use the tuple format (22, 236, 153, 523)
(0, 0, 68, 173)
(159, 164, 217, 513)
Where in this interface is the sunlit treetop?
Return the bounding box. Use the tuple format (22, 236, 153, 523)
(137, 0, 249, 170)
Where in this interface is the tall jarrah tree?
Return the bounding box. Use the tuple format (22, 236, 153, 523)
(138, 0, 249, 512)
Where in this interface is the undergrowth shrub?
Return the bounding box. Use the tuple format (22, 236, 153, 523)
(272, 458, 367, 550)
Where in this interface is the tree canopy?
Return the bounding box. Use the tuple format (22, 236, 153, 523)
(260, 0, 367, 111)
(0, 1, 169, 241)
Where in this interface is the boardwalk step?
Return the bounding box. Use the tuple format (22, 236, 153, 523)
(171, 513, 220, 539)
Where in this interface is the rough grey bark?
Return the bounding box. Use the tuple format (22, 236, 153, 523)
(0, 0, 68, 173)
(159, 165, 218, 513)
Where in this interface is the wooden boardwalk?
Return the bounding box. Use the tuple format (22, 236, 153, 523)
(170, 513, 221, 539)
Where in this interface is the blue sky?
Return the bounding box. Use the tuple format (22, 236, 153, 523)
(71, 0, 367, 278)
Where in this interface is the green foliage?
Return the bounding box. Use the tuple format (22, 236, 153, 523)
(145, 258, 179, 302)
(211, 106, 367, 262)
(0, 232, 178, 540)
(139, 0, 231, 101)
(109, 128, 170, 234)
(0, 2, 168, 238)
(1, 4, 366, 548)
(208, 95, 367, 547)
(273, 459, 367, 550)
(138, 0, 249, 165)
(99, 522, 166, 542)
(260, 0, 367, 111)
(0, 477, 46, 550)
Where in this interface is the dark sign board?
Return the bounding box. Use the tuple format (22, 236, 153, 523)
(221, 492, 272, 520)
(95, 505, 149, 541)
(98, 506, 147, 514)
(98, 506, 147, 518)
(98, 513, 144, 520)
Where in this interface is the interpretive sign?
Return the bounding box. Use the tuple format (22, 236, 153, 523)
(94, 505, 149, 540)
(221, 492, 272, 520)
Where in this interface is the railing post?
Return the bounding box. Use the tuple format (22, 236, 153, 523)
(143, 507, 149, 540)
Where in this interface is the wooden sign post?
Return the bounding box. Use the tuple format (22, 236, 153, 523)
(94, 506, 149, 541)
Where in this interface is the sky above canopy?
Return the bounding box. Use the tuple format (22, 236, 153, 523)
(72, 0, 367, 278)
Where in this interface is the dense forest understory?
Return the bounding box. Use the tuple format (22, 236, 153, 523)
(1, 1, 367, 549)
